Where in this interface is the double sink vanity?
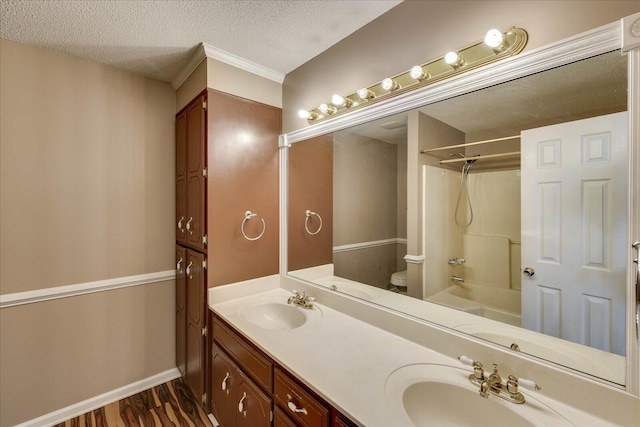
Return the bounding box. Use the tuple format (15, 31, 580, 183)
(208, 274, 638, 426)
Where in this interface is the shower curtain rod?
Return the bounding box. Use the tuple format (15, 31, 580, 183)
(420, 134, 520, 153)
(439, 151, 520, 164)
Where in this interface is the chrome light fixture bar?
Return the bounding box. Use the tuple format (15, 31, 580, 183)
(299, 27, 527, 123)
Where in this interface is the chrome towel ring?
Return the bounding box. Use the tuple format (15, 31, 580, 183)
(305, 210, 323, 235)
(241, 210, 266, 241)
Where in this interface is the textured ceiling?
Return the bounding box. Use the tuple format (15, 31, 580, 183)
(0, 0, 402, 83)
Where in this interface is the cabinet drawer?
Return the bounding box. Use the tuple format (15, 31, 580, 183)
(213, 316, 273, 392)
(274, 406, 297, 427)
(274, 368, 329, 427)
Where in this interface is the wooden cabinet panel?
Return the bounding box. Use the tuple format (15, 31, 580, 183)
(177, 93, 207, 252)
(176, 111, 188, 244)
(212, 344, 237, 427)
(274, 406, 297, 427)
(176, 246, 187, 376)
(213, 317, 273, 392)
(274, 368, 329, 427)
(237, 370, 272, 427)
(186, 250, 206, 401)
(332, 413, 356, 427)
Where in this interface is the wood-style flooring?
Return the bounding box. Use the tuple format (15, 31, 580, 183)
(53, 378, 211, 427)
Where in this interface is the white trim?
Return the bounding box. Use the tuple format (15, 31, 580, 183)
(282, 21, 620, 145)
(404, 254, 425, 264)
(0, 270, 176, 309)
(172, 43, 286, 89)
(624, 16, 640, 394)
(15, 368, 181, 427)
(333, 238, 407, 253)
(172, 44, 208, 89)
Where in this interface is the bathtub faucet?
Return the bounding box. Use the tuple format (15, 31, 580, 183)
(451, 275, 465, 283)
(448, 257, 466, 265)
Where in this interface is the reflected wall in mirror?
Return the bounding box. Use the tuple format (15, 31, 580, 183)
(288, 51, 629, 385)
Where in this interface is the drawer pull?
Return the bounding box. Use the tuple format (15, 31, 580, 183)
(238, 392, 247, 414)
(176, 257, 183, 272)
(287, 394, 308, 415)
(185, 261, 193, 279)
(177, 216, 185, 233)
(186, 217, 193, 235)
(221, 372, 230, 393)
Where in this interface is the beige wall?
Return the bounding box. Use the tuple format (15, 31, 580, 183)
(207, 58, 282, 108)
(0, 39, 176, 426)
(282, 0, 640, 133)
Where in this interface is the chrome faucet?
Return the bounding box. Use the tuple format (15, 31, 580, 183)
(458, 356, 541, 404)
(287, 290, 315, 309)
(451, 275, 465, 283)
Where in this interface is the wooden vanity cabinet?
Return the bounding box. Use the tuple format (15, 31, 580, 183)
(210, 312, 358, 427)
(212, 343, 272, 427)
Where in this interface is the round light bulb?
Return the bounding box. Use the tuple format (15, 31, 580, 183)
(318, 103, 336, 115)
(381, 78, 398, 91)
(298, 109, 311, 119)
(357, 88, 374, 100)
(332, 94, 345, 106)
(484, 29, 504, 48)
(444, 51, 460, 65)
(409, 65, 426, 81)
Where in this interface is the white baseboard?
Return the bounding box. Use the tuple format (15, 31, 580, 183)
(15, 368, 182, 427)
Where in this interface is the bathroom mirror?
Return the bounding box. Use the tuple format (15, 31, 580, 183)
(286, 42, 633, 387)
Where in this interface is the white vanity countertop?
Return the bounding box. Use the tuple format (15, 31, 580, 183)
(208, 279, 625, 426)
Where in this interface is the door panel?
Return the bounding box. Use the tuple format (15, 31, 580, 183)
(186, 173, 205, 250)
(176, 246, 187, 376)
(521, 112, 628, 355)
(237, 370, 272, 427)
(185, 250, 206, 398)
(212, 345, 237, 427)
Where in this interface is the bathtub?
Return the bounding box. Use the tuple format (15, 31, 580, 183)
(427, 283, 521, 326)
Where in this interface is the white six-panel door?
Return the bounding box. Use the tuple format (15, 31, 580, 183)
(521, 112, 628, 356)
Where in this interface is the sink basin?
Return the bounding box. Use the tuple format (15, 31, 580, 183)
(385, 364, 571, 426)
(238, 296, 322, 330)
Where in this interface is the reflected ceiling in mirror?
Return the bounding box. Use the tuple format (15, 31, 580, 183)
(287, 51, 628, 385)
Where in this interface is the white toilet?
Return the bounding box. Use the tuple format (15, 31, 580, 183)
(389, 270, 407, 294)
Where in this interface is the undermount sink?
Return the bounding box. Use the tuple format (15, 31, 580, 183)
(385, 364, 571, 426)
(238, 296, 322, 330)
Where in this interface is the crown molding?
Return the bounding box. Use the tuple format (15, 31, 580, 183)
(172, 42, 285, 89)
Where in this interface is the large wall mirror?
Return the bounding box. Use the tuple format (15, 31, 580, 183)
(283, 24, 638, 388)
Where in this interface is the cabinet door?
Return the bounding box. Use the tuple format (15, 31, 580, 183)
(274, 406, 297, 427)
(237, 370, 272, 427)
(212, 344, 237, 427)
(176, 111, 188, 244)
(185, 250, 206, 402)
(176, 245, 187, 376)
(185, 96, 207, 251)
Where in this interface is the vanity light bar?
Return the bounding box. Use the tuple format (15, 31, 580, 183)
(299, 27, 528, 123)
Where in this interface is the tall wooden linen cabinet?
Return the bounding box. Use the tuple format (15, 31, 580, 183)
(175, 89, 281, 411)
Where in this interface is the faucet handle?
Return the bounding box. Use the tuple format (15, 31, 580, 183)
(457, 355, 475, 366)
(307, 296, 316, 302)
(516, 377, 541, 391)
